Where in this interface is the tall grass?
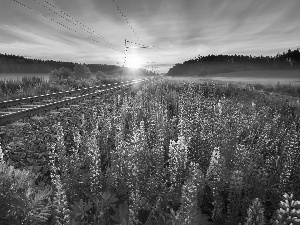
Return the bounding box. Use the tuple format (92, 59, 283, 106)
(0, 75, 122, 101)
(0, 76, 53, 101)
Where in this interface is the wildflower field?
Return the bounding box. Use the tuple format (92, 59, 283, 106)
(1, 78, 300, 225)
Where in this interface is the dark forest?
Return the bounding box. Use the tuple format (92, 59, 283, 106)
(167, 48, 300, 76)
(0, 53, 154, 75)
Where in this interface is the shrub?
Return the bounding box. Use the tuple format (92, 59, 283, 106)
(0, 146, 53, 225)
(49, 67, 73, 81)
(73, 64, 91, 80)
(95, 71, 108, 80)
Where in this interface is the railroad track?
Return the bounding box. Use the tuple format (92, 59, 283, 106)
(0, 77, 155, 127)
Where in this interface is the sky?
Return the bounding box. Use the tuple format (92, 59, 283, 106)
(0, 0, 299, 73)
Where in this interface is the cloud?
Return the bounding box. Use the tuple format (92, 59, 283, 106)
(0, 25, 121, 63)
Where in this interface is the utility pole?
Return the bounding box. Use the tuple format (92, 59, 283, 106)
(124, 39, 153, 68)
(123, 39, 127, 67)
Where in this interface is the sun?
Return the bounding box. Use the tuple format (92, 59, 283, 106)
(127, 55, 144, 69)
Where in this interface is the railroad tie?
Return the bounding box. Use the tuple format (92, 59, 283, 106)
(50, 111, 61, 115)
(63, 96, 75, 100)
(31, 116, 46, 121)
(0, 111, 14, 114)
(6, 107, 32, 111)
(7, 122, 30, 127)
(41, 99, 53, 103)
(20, 104, 44, 108)
(59, 108, 71, 111)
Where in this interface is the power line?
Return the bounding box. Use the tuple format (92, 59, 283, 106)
(123, 39, 127, 66)
(13, 0, 83, 36)
(40, 0, 122, 50)
(12, 0, 123, 53)
(32, 0, 74, 23)
(123, 39, 155, 67)
(126, 40, 153, 49)
(13, 0, 167, 71)
(111, 0, 140, 40)
(110, 1, 162, 67)
(31, 0, 121, 51)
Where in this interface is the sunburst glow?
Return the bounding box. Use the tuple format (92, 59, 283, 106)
(127, 55, 144, 69)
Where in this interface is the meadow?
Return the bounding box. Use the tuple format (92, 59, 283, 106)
(167, 70, 300, 99)
(0, 73, 50, 81)
(167, 70, 300, 84)
(0, 72, 124, 101)
(1, 76, 300, 225)
(206, 70, 300, 86)
(0, 75, 92, 102)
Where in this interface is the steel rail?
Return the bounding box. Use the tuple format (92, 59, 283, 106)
(0, 80, 134, 109)
(0, 77, 154, 126)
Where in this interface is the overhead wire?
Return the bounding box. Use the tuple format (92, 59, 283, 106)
(126, 39, 166, 71)
(123, 39, 154, 67)
(40, 0, 122, 49)
(12, 0, 84, 37)
(12, 0, 123, 53)
(32, 0, 74, 23)
(110, 0, 145, 66)
(13, 0, 165, 72)
(33, 0, 153, 67)
(126, 40, 153, 49)
(110, 0, 162, 70)
(111, 0, 140, 41)
(31, 0, 122, 52)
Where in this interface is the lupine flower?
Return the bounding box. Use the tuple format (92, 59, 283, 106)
(216, 100, 222, 115)
(51, 173, 70, 225)
(171, 162, 204, 225)
(168, 136, 188, 185)
(206, 147, 224, 195)
(87, 122, 103, 194)
(274, 193, 300, 225)
(48, 123, 70, 224)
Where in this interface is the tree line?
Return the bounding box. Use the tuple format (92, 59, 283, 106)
(0, 53, 155, 76)
(0, 53, 74, 73)
(167, 48, 300, 76)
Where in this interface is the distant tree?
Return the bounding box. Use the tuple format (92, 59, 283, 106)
(49, 67, 73, 81)
(73, 64, 91, 79)
(95, 71, 107, 80)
